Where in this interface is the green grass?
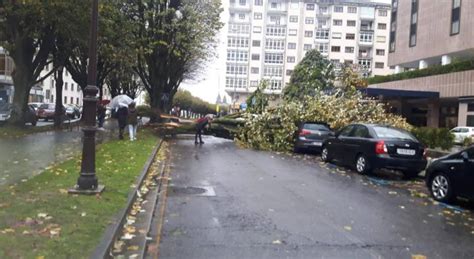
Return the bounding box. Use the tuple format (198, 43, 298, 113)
(0, 129, 161, 258)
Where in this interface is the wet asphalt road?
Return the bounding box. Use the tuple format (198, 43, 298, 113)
(159, 135, 474, 259)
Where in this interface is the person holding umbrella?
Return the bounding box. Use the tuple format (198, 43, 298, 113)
(111, 95, 134, 140)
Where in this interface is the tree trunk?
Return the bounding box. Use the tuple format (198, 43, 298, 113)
(54, 68, 64, 128)
(9, 65, 32, 127)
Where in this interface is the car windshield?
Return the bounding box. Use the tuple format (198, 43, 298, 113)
(372, 126, 416, 141)
(0, 101, 9, 111)
(303, 123, 330, 131)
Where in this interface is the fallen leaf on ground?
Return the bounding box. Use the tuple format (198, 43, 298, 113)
(59, 189, 68, 194)
(272, 240, 282, 244)
(344, 226, 352, 231)
(411, 255, 427, 259)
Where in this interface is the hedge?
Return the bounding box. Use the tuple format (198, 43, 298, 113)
(367, 60, 474, 85)
(411, 127, 454, 150)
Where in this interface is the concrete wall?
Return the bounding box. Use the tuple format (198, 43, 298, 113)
(388, 0, 474, 67)
(369, 70, 474, 98)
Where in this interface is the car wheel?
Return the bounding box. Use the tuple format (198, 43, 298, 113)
(355, 154, 371, 174)
(321, 147, 331, 162)
(430, 172, 455, 203)
(293, 145, 301, 153)
(32, 120, 37, 126)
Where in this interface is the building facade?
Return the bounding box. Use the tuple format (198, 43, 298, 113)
(368, 0, 474, 128)
(225, 0, 392, 105)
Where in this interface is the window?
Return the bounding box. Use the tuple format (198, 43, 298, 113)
(252, 40, 260, 47)
(318, 19, 327, 26)
(451, 0, 461, 35)
(332, 32, 342, 39)
(333, 20, 342, 26)
(64, 96, 67, 104)
(229, 23, 250, 34)
(378, 10, 388, 16)
(265, 39, 285, 50)
(304, 44, 312, 50)
(316, 43, 329, 54)
(251, 67, 259, 74)
(239, 0, 246, 4)
(239, 13, 245, 20)
(286, 69, 293, 76)
(360, 33, 373, 42)
(228, 37, 249, 48)
(304, 31, 313, 37)
(76, 98, 79, 105)
(226, 64, 248, 75)
(468, 103, 474, 112)
(264, 53, 284, 64)
(334, 6, 343, 13)
(377, 36, 386, 43)
(409, 0, 418, 47)
(288, 43, 296, 49)
(346, 33, 355, 40)
(351, 125, 370, 138)
(225, 77, 247, 89)
(389, 1, 397, 52)
(316, 30, 329, 39)
(70, 97, 73, 104)
(289, 16, 298, 23)
(376, 49, 386, 56)
(287, 56, 296, 63)
(271, 2, 277, 8)
(71, 84, 74, 92)
(263, 66, 283, 77)
(253, 26, 262, 33)
(254, 0, 262, 5)
(227, 50, 249, 62)
(254, 13, 262, 19)
(331, 46, 340, 52)
(306, 4, 314, 10)
(65, 82, 68, 91)
(348, 7, 357, 13)
(377, 23, 387, 30)
(347, 20, 356, 27)
(268, 80, 282, 90)
(375, 62, 385, 69)
(269, 16, 280, 24)
(339, 126, 354, 137)
(251, 54, 260, 60)
(319, 7, 328, 13)
(288, 29, 297, 36)
(345, 47, 354, 53)
(305, 17, 314, 24)
(266, 25, 286, 36)
(250, 80, 258, 87)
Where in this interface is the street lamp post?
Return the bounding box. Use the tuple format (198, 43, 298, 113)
(69, 0, 104, 194)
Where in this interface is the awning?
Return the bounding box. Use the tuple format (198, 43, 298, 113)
(361, 88, 440, 99)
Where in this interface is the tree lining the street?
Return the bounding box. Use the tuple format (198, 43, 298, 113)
(172, 89, 215, 116)
(122, 0, 223, 120)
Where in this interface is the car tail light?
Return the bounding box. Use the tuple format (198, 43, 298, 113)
(375, 140, 388, 154)
(299, 129, 311, 136)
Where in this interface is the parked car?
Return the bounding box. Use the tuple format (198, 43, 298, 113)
(28, 102, 44, 112)
(425, 146, 474, 203)
(37, 103, 65, 121)
(450, 127, 474, 144)
(321, 124, 427, 178)
(0, 104, 38, 126)
(294, 122, 333, 152)
(65, 104, 81, 119)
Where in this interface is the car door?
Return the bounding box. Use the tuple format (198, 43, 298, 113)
(458, 147, 474, 198)
(331, 125, 355, 162)
(344, 125, 371, 163)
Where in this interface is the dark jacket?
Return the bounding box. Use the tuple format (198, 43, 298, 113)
(127, 108, 138, 125)
(117, 107, 128, 128)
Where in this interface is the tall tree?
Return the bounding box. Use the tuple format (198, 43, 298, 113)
(106, 67, 142, 99)
(340, 65, 368, 93)
(283, 50, 335, 102)
(0, 1, 56, 125)
(124, 0, 223, 120)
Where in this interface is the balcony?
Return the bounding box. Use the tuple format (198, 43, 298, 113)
(229, 3, 251, 12)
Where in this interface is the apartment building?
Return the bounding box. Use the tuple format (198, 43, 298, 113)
(368, 0, 474, 128)
(225, 0, 392, 106)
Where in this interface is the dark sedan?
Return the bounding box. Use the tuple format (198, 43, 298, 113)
(321, 124, 427, 178)
(425, 146, 474, 203)
(294, 122, 333, 152)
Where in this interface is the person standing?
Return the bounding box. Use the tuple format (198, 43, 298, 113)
(97, 103, 106, 129)
(127, 102, 138, 141)
(195, 116, 211, 144)
(116, 104, 128, 140)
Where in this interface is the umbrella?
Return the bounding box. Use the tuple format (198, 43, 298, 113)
(110, 95, 133, 109)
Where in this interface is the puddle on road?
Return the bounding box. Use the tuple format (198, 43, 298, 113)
(168, 185, 216, 197)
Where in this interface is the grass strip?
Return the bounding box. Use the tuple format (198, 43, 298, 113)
(0, 129, 160, 258)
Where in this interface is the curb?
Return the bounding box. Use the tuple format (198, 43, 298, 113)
(91, 139, 164, 259)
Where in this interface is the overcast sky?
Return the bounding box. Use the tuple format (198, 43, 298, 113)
(180, 1, 229, 104)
